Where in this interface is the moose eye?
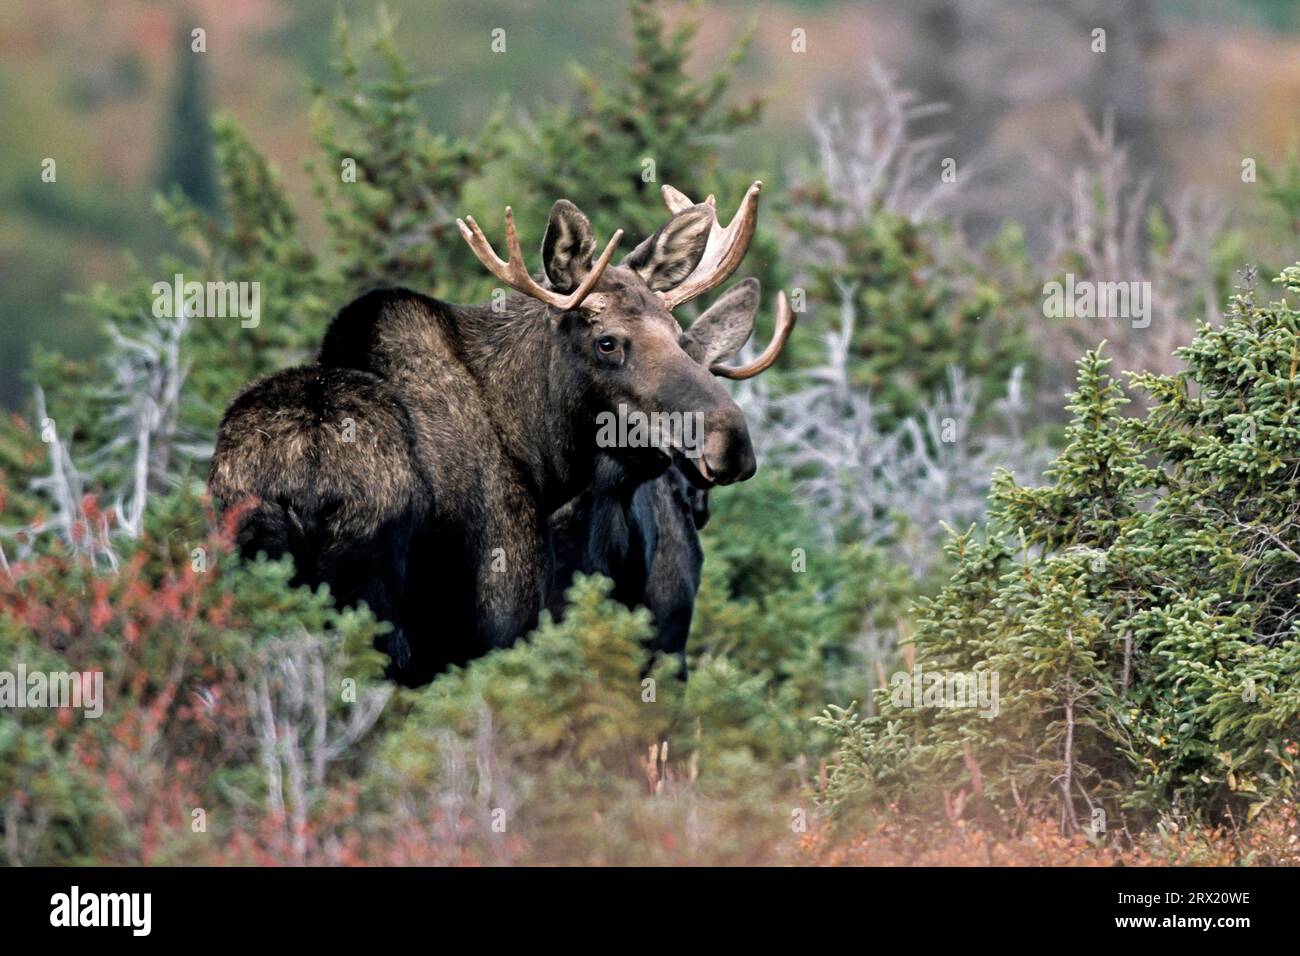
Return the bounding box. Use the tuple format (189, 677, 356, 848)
(596, 336, 619, 355)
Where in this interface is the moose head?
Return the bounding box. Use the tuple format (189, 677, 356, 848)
(457, 182, 793, 488)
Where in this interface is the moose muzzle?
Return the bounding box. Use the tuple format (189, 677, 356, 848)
(694, 409, 755, 486)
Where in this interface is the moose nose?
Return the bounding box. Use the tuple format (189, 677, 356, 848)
(700, 413, 755, 485)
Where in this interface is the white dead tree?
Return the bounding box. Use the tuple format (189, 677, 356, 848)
(737, 65, 1054, 577)
(89, 303, 206, 536)
(2, 791, 50, 867)
(419, 703, 519, 863)
(0, 387, 119, 571)
(800, 62, 959, 232)
(1041, 112, 1226, 381)
(244, 629, 392, 865)
(2, 302, 203, 567)
(738, 302, 1052, 580)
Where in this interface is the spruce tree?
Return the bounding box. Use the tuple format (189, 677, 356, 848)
(156, 20, 220, 214)
(819, 267, 1300, 835)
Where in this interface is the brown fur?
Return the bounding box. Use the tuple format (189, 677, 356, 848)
(208, 200, 758, 684)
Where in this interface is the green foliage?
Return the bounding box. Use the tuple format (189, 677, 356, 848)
(21, 9, 490, 473)
(412, 575, 664, 760)
(1259, 149, 1300, 241)
(697, 469, 913, 725)
(307, 8, 505, 301)
(513, 0, 763, 245)
(783, 194, 1039, 428)
(369, 574, 818, 864)
(819, 270, 1300, 835)
(157, 114, 328, 436)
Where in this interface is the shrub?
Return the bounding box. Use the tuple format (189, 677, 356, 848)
(0, 492, 389, 865)
(818, 267, 1300, 839)
(363, 575, 805, 865)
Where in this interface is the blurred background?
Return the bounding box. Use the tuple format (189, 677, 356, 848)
(2, 0, 1299, 407)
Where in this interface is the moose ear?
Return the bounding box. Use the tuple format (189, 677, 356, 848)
(681, 278, 760, 366)
(541, 200, 598, 292)
(622, 204, 713, 292)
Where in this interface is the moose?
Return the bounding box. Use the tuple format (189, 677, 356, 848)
(208, 182, 792, 686)
(544, 190, 794, 678)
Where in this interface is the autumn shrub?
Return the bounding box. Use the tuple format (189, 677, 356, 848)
(0, 491, 389, 865)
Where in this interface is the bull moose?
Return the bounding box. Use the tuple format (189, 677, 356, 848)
(544, 191, 794, 679)
(208, 183, 792, 685)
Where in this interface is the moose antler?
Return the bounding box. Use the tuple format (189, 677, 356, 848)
(711, 291, 796, 380)
(657, 181, 761, 309)
(457, 207, 623, 311)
